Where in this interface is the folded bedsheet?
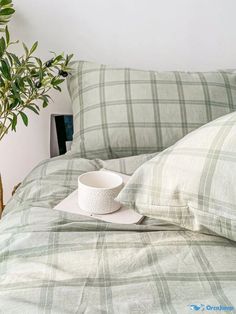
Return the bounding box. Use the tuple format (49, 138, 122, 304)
(0, 153, 235, 314)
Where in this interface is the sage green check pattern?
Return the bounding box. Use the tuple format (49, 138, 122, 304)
(3, 152, 156, 216)
(67, 61, 236, 159)
(1, 154, 236, 313)
(117, 112, 236, 241)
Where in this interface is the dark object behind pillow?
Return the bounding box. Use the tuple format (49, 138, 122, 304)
(50, 114, 73, 157)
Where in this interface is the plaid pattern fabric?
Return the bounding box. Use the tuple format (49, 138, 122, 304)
(3, 153, 156, 216)
(3, 155, 100, 215)
(101, 152, 157, 175)
(67, 61, 236, 159)
(1, 154, 236, 313)
(117, 112, 236, 241)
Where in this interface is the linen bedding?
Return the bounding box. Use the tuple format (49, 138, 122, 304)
(68, 61, 236, 160)
(0, 153, 235, 314)
(117, 112, 236, 241)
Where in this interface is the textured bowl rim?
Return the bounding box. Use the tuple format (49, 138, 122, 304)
(78, 171, 123, 191)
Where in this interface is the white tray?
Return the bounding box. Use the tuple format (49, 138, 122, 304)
(54, 170, 143, 224)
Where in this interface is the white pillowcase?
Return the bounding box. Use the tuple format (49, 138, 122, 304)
(117, 112, 236, 241)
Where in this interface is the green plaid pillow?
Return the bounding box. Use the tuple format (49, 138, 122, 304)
(67, 61, 236, 159)
(117, 112, 236, 241)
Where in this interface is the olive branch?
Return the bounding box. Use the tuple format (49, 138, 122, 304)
(0, 0, 73, 140)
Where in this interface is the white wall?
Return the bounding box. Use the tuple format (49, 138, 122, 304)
(1, 0, 236, 202)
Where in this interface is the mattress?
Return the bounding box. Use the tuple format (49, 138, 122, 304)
(0, 154, 235, 313)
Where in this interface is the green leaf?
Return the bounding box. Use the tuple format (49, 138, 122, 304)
(42, 101, 48, 108)
(51, 77, 64, 86)
(15, 77, 24, 90)
(11, 82, 19, 94)
(9, 99, 19, 109)
(53, 85, 62, 92)
(26, 77, 34, 89)
(53, 54, 63, 63)
(65, 54, 73, 66)
(39, 95, 49, 108)
(0, 74, 4, 87)
(35, 57, 42, 67)
(19, 111, 28, 126)
(55, 79, 64, 85)
(22, 42, 29, 56)
(0, 8, 15, 16)
(33, 104, 40, 111)
(25, 104, 39, 115)
(29, 41, 38, 55)
(0, 59, 11, 80)
(43, 94, 52, 101)
(11, 113, 17, 131)
(9, 53, 20, 65)
(0, 0, 13, 5)
(39, 95, 48, 102)
(6, 51, 13, 66)
(0, 36, 5, 57)
(5, 25, 9, 44)
(38, 69, 44, 81)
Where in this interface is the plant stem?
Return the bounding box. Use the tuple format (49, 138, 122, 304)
(0, 123, 11, 141)
(0, 111, 8, 140)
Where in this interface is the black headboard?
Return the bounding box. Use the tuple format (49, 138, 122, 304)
(50, 114, 73, 157)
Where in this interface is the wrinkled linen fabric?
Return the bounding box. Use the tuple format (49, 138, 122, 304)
(0, 153, 235, 313)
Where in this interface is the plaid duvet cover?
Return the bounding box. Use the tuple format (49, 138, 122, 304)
(0, 154, 235, 314)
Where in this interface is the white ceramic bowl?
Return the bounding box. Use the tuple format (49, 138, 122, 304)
(78, 171, 123, 214)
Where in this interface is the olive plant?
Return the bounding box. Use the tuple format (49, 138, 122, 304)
(0, 0, 73, 140)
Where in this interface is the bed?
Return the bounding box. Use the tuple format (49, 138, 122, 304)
(0, 153, 235, 313)
(0, 61, 235, 313)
